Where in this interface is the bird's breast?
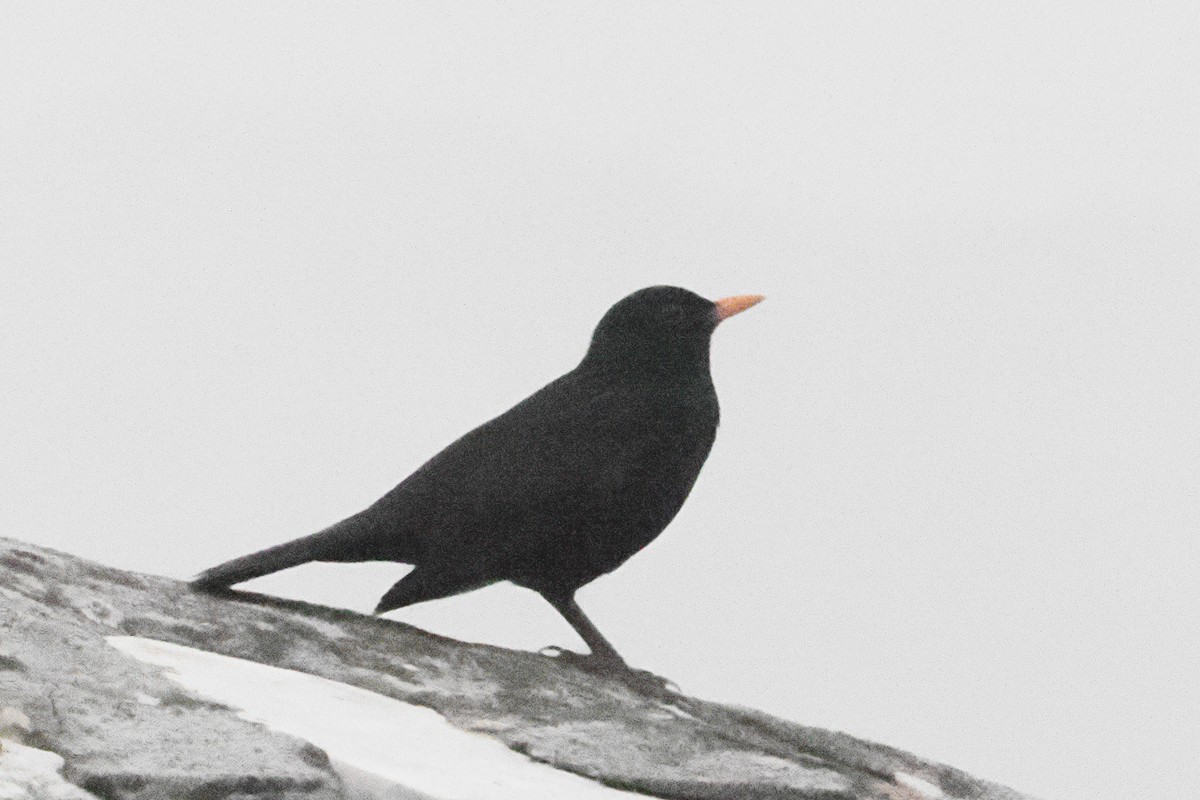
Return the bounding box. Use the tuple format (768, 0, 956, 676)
(536, 394, 718, 586)
(388, 376, 719, 592)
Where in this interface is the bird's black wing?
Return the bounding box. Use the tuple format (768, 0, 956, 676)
(366, 371, 717, 580)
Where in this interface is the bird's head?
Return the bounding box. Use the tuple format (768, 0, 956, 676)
(582, 286, 764, 377)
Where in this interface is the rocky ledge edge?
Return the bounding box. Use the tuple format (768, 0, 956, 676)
(0, 537, 1036, 800)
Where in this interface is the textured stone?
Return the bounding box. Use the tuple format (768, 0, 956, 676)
(0, 537, 1037, 800)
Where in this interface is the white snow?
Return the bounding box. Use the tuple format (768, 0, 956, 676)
(0, 740, 96, 800)
(894, 771, 946, 798)
(107, 636, 646, 800)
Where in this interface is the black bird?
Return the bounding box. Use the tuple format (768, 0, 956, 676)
(192, 286, 763, 673)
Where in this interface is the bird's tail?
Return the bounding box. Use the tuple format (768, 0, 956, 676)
(190, 513, 377, 591)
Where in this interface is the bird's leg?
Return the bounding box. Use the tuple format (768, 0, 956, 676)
(540, 592, 682, 697)
(542, 592, 627, 668)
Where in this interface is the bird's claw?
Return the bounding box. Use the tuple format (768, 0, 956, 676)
(620, 667, 682, 698)
(540, 646, 681, 697)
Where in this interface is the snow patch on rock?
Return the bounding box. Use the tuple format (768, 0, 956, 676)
(107, 636, 646, 800)
(894, 771, 946, 798)
(0, 741, 98, 800)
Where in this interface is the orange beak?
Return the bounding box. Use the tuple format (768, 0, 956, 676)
(714, 294, 765, 322)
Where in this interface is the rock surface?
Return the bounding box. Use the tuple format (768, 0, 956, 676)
(0, 537, 1037, 800)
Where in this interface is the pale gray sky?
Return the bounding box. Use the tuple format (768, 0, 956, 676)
(2, 4, 1198, 800)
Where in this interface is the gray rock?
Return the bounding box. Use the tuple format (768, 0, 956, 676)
(0, 537, 1037, 800)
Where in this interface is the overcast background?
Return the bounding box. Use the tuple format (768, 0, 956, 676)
(3, 4, 1197, 800)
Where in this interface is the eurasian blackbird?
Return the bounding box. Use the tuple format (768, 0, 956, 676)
(192, 286, 763, 673)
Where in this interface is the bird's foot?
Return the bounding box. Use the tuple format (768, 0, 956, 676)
(539, 646, 681, 698)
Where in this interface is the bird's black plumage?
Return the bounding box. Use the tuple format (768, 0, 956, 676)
(192, 285, 761, 670)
